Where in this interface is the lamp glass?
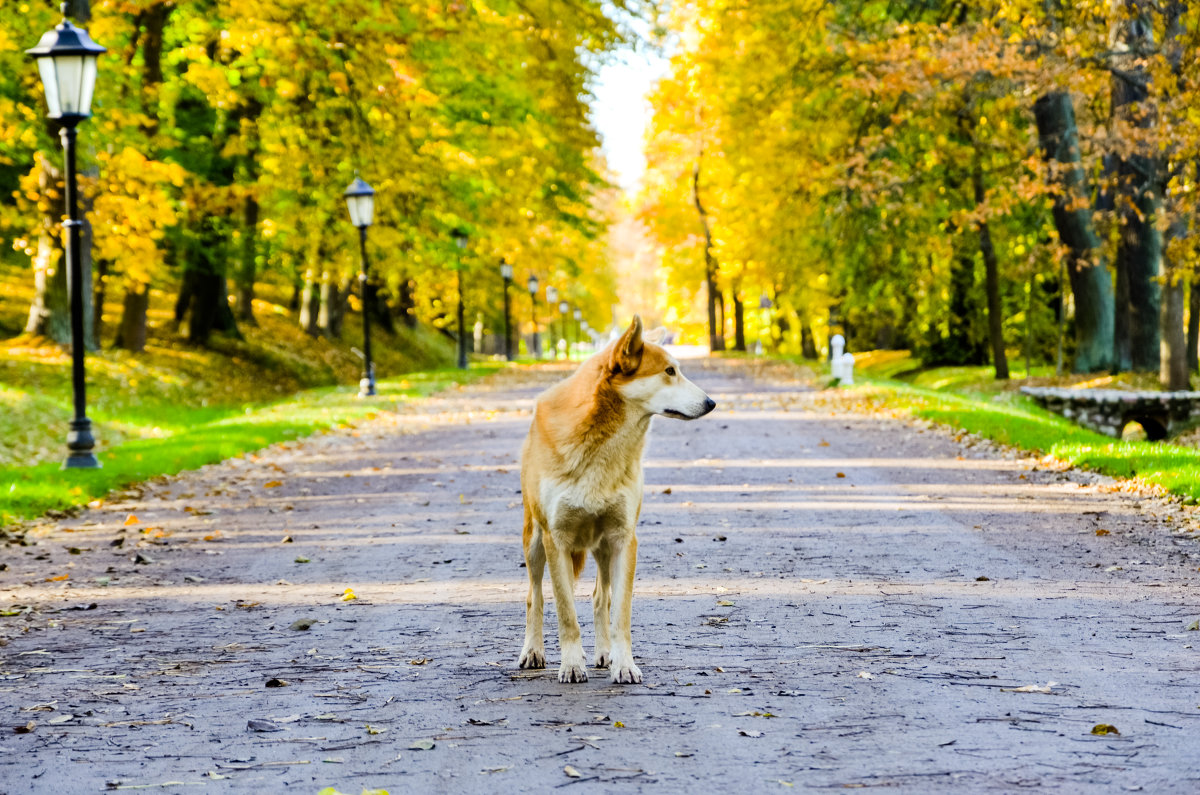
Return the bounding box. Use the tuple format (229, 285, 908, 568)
(343, 177, 375, 228)
(500, 262, 513, 280)
(528, 275, 538, 293)
(36, 57, 62, 117)
(546, 286, 557, 303)
(559, 301, 569, 314)
(454, 232, 468, 250)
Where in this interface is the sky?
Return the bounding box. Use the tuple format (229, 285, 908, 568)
(589, 46, 669, 192)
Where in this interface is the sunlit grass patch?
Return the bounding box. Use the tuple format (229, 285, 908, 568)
(0, 364, 500, 528)
(844, 375, 1200, 502)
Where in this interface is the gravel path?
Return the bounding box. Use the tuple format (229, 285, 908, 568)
(2, 357, 1200, 793)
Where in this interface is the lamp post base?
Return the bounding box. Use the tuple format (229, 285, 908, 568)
(63, 418, 101, 470)
(358, 377, 377, 398)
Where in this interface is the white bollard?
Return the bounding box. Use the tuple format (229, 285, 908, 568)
(840, 352, 855, 385)
(830, 334, 846, 380)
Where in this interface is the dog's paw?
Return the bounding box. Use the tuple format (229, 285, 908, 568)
(518, 646, 546, 669)
(609, 657, 642, 684)
(558, 663, 588, 683)
(593, 650, 611, 669)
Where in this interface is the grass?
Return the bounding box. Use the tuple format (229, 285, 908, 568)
(0, 364, 502, 527)
(0, 255, 496, 528)
(839, 351, 1200, 503)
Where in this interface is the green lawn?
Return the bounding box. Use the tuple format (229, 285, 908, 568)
(839, 353, 1200, 503)
(0, 364, 500, 527)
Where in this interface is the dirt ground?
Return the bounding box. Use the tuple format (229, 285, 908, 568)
(3, 357, 1200, 793)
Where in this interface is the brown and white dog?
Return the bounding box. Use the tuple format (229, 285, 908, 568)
(518, 315, 716, 683)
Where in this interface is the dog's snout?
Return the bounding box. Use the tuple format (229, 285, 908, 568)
(701, 397, 716, 415)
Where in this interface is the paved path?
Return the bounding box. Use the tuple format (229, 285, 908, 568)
(3, 359, 1200, 793)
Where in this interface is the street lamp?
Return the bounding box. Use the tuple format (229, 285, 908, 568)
(452, 229, 468, 370)
(527, 274, 540, 359)
(545, 286, 558, 360)
(28, 9, 106, 470)
(499, 259, 513, 361)
(343, 176, 376, 397)
(559, 300, 570, 360)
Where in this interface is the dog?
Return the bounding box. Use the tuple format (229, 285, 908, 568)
(518, 315, 716, 683)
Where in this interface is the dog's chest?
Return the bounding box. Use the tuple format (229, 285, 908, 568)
(542, 466, 640, 533)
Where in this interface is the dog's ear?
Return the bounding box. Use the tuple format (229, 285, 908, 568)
(610, 315, 644, 375)
(643, 326, 668, 345)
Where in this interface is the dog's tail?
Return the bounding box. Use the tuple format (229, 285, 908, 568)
(571, 550, 586, 580)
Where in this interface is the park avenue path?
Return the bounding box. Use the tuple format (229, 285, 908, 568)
(3, 357, 1200, 793)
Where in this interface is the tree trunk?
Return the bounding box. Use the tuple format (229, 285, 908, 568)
(692, 155, 724, 352)
(800, 320, 818, 360)
(398, 278, 417, 328)
(1033, 91, 1115, 372)
(1159, 0, 1189, 389)
(1111, 2, 1161, 372)
(93, 258, 108, 344)
(1187, 276, 1200, 374)
(732, 290, 746, 351)
(25, 156, 70, 343)
(367, 280, 394, 335)
(299, 270, 320, 337)
(236, 194, 259, 325)
(114, 284, 149, 353)
(317, 273, 348, 339)
(176, 214, 240, 345)
(970, 125, 1009, 379)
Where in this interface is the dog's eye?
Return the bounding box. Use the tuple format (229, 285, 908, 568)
(665, 367, 676, 376)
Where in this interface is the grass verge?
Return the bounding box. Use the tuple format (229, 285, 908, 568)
(838, 353, 1200, 503)
(0, 364, 501, 528)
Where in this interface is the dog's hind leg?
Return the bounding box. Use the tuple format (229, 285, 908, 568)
(607, 533, 642, 684)
(543, 532, 588, 683)
(518, 514, 547, 669)
(592, 544, 612, 669)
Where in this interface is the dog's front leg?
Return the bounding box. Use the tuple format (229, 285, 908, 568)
(544, 533, 588, 683)
(592, 545, 612, 669)
(608, 533, 642, 684)
(518, 518, 547, 669)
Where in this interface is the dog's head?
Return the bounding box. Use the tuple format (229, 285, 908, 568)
(608, 315, 716, 420)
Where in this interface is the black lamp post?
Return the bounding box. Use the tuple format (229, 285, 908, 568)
(499, 259, 513, 361)
(545, 286, 558, 359)
(28, 9, 106, 470)
(453, 230, 468, 370)
(344, 176, 376, 397)
(559, 300, 570, 360)
(527, 274, 540, 359)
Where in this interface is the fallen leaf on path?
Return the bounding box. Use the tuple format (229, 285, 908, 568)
(46, 574, 68, 582)
(1096, 529, 1111, 537)
(563, 765, 582, 778)
(247, 719, 282, 732)
(738, 730, 763, 738)
(613, 721, 625, 728)
(717, 600, 735, 607)
(289, 619, 316, 631)
(835, 472, 845, 478)
(204, 772, 228, 780)
(856, 671, 874, 680)
(408, 739, 435, 750)
(123, 515, 139, 526)
(203, 532, 222, 542)
(281, 535, 293, 543)
(1091, 724, 1120, 736)
(409, 658, 432, 665)
(294, 557, 311, 564)
(1186, 620, 1199, 631)
(674, 751, 692, 757)
(264, 678, 289, 688)
(264, 481, 283, 489)
(1002, 681, 1057, 694)
(47, 714, 73, 725)
(341, 588, 358, 601)
(14, 721, 35, 734)
(366, 725, 387, 735)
